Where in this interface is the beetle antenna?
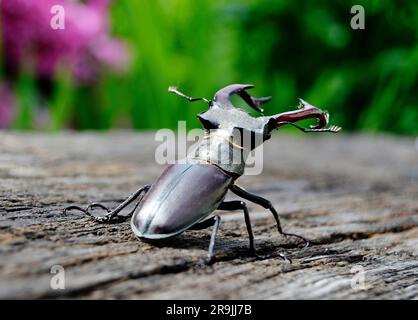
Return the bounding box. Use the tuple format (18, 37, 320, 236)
(169, 86, 212, 105)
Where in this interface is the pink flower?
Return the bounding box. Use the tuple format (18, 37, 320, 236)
(1, 0, 129, 84)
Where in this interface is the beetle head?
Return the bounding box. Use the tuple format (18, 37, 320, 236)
(170, 84, 337, 145)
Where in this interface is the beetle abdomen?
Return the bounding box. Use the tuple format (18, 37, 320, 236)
(131, 163, 232, 239)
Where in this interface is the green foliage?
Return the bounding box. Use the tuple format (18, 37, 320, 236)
(233, 0, 418, 134)
(4, 0, 418, 134)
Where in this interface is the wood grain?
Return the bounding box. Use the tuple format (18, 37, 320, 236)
(0, 131, 417, 299)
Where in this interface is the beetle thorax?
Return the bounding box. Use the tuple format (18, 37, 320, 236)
(189, 103, 278, 176)
(187, 128, 256, 177)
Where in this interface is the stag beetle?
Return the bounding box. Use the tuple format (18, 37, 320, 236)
(64, 84, 341, 265)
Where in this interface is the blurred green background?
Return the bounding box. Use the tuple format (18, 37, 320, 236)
(1, 0, 418, 134)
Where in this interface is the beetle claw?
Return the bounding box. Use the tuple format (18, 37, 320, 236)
(203, 255, 215, 265)
(194, 256, 215, 270)
(274, 252, 291, 264)
(250, 249, 267, 260)
(254, 253, 265, 260)
(63, 202, 121, 223)
(251, 250, 292, 264)
(87, 202, 111, 214)
(280, 231, 310, 248)
(62, 205, 86, 216)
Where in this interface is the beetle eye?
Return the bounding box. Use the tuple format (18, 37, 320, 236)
(197, 115, 218, 129)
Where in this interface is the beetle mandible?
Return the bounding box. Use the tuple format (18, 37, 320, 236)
(64, 84, 341, 265)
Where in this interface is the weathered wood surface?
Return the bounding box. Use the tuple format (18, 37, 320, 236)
(0, 131, 417, 299)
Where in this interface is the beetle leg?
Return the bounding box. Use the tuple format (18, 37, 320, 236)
(190, 215, 221, 265)
(218, 201, 257, 255)
(230, 184, 310, 247)
(218, 201, 291, 263)
(63, 184, 151, 223)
